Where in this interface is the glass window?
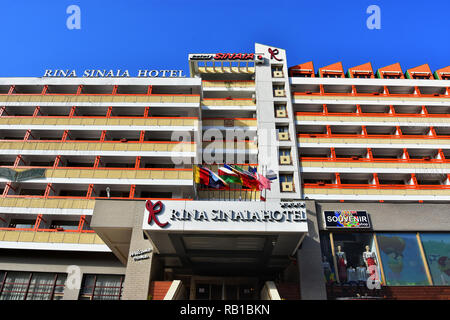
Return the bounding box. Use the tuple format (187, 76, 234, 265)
(79, 274, 124, 300)
(377, 233, 429, 286)
(50, 220, 79, 231)
(420, 233, 450, 286)
(8, 219, 35, 229)
(0, 271, 66, 300)
(332, 233, 380, 284)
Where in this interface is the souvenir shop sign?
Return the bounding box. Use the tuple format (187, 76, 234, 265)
(324, 210, 371, 229)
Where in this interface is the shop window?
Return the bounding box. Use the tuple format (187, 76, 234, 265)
(420, 233, 450, 286)
(79, 274, 124, 300)
(377, 233, 429, 286)
(0, 271, 66, 300)
(329, 233, 381, 284)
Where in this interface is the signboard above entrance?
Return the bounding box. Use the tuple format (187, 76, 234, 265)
(143, 200, 308, 234)
(324, 210, 371, 229)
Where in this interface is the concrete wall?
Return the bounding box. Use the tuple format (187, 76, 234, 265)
(316, 202, 450, 231)
(296, 201, 327, 300)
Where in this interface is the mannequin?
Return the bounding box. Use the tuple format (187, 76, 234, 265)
(336, 245, 347, 282)
(322, 256, 332, 283)
(363, 245, 377, 277)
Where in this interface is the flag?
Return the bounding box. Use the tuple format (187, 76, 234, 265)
(248, 166, 257, 174)
(218, 166, 241, 184)
(193, 165, 211, 186)
(265, 169, 278, 181)
(225, 164, 259, 190)
(257, 173, 272, 191)
(204, 167, 229, 189)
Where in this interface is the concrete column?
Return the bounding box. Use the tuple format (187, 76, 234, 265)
(121, 208, 155, 300)
(296, 203, 327, 300)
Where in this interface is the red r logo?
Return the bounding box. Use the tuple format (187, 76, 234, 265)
(146, 200, 169, 228)
(268, 48, 282, 61)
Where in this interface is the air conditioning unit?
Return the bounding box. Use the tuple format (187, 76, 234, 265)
(274, 89, 285, 97)
(281, 182, 294, 192)
(275, 109, 287, 118)
(273, 70, 284, 78)
(252, 93, 256, 103)
(278, 132, 289, 141)
(280, 155, 291, 165)
(255, 54, 265, 64)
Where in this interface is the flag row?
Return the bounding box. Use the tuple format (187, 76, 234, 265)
(193, 164, 276, 191)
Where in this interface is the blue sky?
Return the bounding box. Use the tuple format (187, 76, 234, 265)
(0, 0, 448, 77)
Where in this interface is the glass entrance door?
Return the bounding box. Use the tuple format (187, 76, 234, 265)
(193, 277, 257, 300)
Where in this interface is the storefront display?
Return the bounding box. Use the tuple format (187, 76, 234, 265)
(377, 233, 429, 286)
(420, 233, 450, 286)
(320, 233, 381, 284)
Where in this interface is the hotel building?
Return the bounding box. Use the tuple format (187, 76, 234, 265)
(0, 43, 449, 300)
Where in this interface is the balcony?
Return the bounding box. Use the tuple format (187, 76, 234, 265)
(0, 116, 199, 130)
(0, 229, 106, 251)
(202, 80, 255, 88)
(201, 99, 256, 108)
(202, 118, 257, 129)
(0, 197, 95, 215)
(0, 94, 200, 106)
(0, 140, 196, 156)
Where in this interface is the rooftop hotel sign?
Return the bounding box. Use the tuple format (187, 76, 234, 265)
(43, 69, 186, 78)
(142, 200, 308, 234)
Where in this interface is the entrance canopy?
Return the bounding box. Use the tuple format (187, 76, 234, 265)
(143, 200, 308, 276)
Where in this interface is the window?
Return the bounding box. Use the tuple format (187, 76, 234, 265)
(420, 233, 450, 286)
(50, 220, 79, 231)
(377, 233, 429, 286)
(0, 271, 66, 300)
(79, 274, 124, 300)
(330, 233, 380, 284)
(8, 219, 36, 229)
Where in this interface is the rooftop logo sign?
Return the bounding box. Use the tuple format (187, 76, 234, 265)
(42, 69, 186, 78)
(189, 53, 259, 61)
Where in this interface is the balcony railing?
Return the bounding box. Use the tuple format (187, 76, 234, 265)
(0, 140, 196, 153)
(0, 94, 200, 104)
(0, 229, 105, 245)
(202, 80, 255, 88)
(0, 116, 198, 127)
(202, 98, 256, 107)
(202, 118, 257, 128)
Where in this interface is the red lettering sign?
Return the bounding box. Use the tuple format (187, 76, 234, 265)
(213, 53, 255, 60)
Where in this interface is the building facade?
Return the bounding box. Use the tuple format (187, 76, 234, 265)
(0, 43, 449, 300)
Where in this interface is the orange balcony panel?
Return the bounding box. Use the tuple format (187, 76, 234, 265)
(406, 64, 433, 80)
(318, 62, 345, 78)
(376, 63, 405, 79)
(347, 62, 374, 78)
(289, 61, 315, 77)
(434, 65, 450, 80)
